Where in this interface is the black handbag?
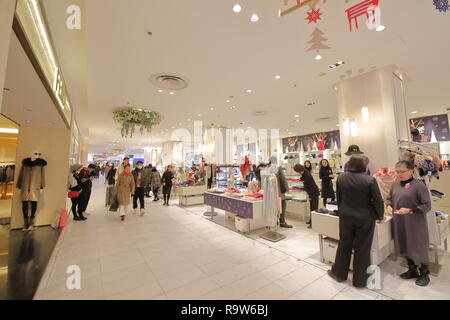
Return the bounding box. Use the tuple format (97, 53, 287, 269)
(109, 195, 119, 212)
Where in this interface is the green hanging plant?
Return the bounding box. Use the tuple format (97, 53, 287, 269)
(112, 107, 162, 138)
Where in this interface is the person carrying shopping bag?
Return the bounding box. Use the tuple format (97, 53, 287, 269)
(116, 164, 135, 221)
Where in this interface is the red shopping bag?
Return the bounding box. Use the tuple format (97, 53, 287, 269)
(59, 208, 69, 228)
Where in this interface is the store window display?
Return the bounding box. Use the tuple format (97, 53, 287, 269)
(386, 160, 432, 287)
(16, 151, 47, 231)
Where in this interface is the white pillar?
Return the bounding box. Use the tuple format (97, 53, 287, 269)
(337, 66, 409, 171)
(0, 0, 16, 113)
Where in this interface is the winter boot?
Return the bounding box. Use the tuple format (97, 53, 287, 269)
(400, 258, 420, 279)
(416, 265, 430, 287)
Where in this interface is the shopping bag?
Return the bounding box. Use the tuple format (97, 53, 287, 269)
(59, 208, 69, 228)
(51, 209, 61, 229)
(109, 195, 119, 212)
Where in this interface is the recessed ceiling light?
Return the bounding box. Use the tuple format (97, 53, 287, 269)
(178, 123, 182, 126)
(247, 89, 252, 93)
(376, 25, 386, 32)
(250, 14, 259, 22)
(247, 126, 252, 129)
(171, 126, 175, 129)
(336, 124, 340, 126)
(210, 107, 214, 111)
(329, 64, 337, 69)
(295, 119, 300, 122)
(198, 114, 202, 117)
(229, 106, 237, 110)
(226, 99, 231, 103)
(411, 111, 418, 114)
(157, 89, 163, 93)
(275, 75, 281, 79)
(294, 114, 300, 118)
(315, 54, 323, 61)
(337, 61, 345, 65)
(169, 92, 175, 95)
(233, 4, 242, 13)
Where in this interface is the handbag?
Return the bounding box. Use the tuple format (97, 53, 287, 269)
(68, 191, 80, 198)
(109, 195, 119, 212)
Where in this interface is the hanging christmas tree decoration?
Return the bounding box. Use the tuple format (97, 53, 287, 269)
(345, 0, 379, 32)
(305, 7, 323, 23)
(433, 0, 449, 12)
(306, 27, 331, 59)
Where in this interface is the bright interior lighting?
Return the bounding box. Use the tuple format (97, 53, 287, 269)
(0, 128, 19, 134)
(337, 61, 344, 65)
(351, 121, 358, 137)
(376, 25, 386, 32)
(233, 4, 242, 13)
(169, 92, 175, 95)
(247, 89, 252, 93)
(361, 106, 369, 123)
(315, 54, 323, 61)
(210, 107, 214, 111)
(226, 99, 231, 103)
(157, 89, 163, 93)
(275, 75, 281, 79)
(294, 115, 300, 118)
(411, 111, 418, 114)
(250, 14, 259, 22)
(343, 118, 350, 136)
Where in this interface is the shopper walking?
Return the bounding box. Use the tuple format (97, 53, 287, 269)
(150, 167, 162, 201)
(304, 160, 313, 173)
(105, 164, 116, 206)
(77, 164, 96, 219)
(294, 164, 320, 228)
(328, 155, 384, 288)
(68, 164, 84, 221)
(115, 157, 130, 181)
(386, 160, 432, 287)
(116, 164, 135, 221)
(319, 159, 336, 207)
(161, 165, 175, 206)
(132, 161, 149, 216)
(144, 164, 153, 198)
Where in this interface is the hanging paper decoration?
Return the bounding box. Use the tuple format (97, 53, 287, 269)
(345, 0, 379, 32)
(280, 0, 315, 16)
(433, 0, 449, 12)
(306, 27, 331, 54)
(305, 7, 323, 23)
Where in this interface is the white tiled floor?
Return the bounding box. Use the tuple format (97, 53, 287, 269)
(33, 181, 450, 300)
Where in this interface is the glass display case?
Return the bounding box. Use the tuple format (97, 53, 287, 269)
(216, 165, 243, 188)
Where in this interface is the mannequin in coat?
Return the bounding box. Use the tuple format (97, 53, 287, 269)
(16, 151, 47, 231)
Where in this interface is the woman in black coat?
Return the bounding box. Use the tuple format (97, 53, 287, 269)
(161, 165, 175, 206)
(328, 155, 384, 288)
(319, 159, 335, 207)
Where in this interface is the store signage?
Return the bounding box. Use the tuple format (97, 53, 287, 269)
(410, 114, 450, 143)
(52, 67, 71, 112)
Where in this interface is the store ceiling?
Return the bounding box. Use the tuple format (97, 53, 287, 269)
(1, 33, 67, 130)
(41, 0, 450, 153)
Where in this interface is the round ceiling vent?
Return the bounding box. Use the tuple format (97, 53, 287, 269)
(150, 73, 189, 90)
(252, 111, 267, 116)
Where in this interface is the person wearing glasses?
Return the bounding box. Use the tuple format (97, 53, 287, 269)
(386, 160, 432, 287)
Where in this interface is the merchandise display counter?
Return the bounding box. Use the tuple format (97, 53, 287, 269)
(174, 184, 207, 207)
(311, 211, 394, 267)
(203, 192, 266, 233)
(285, 175, 309, 221)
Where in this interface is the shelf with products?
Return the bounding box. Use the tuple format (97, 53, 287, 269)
(216, 165, 244, 189)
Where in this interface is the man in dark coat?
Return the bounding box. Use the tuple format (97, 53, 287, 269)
(78, 164, 96, 219)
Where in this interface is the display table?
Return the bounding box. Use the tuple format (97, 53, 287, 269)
(174, 185, 207, 207)
(286, 199, 309, 221)
(311, 212, 394, 267)
(203, 192, 267, 233)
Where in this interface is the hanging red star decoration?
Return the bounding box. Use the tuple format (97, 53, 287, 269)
(305, 7, 322, 23)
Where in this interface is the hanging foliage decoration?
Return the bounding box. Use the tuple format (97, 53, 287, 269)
(112, 107, 162, 138)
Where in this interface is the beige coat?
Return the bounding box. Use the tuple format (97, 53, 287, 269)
(116, 172, 135, 205)
(16, 158, 47, 202)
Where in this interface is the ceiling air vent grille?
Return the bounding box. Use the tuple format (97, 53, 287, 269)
(151, 73, 189, 90)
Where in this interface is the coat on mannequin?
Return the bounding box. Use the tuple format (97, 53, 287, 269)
(269, 156, 293, 228)
(16, 151, 47, 231)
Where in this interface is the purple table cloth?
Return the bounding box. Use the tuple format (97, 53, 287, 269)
(204, 193, 255, 219)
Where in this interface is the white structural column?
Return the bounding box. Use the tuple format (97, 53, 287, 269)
(337, 66, 410, 171)
(0, 0, 16, 113)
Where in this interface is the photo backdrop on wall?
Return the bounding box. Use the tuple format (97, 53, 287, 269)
(282, 130, 341, 153)
(410, 114, 450, 143)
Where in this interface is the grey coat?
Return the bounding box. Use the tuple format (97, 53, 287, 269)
(276, 167, 289, 200)
(150, 171, 162, 188)
(386, 179, 432, 264)
(16, 158, 47, 202)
